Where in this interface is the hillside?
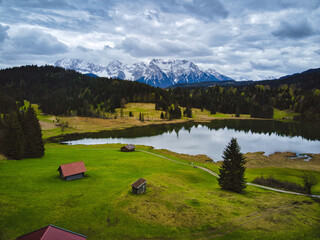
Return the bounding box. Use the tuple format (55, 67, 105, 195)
(1, 144, 319, 239)
(168, 68, 320, 90)
(1, 65, 319, 121)
(0, 65, 161, 115)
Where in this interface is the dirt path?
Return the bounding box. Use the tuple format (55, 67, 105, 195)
(138, 150, 320, 199)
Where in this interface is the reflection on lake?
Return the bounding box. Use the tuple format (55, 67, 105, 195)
(61, 120, 320, 161)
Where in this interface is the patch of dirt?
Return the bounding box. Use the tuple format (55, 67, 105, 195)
(39, 120, 57, 130)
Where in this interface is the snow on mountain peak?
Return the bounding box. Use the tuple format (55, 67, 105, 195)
(54, 58, 233, 88)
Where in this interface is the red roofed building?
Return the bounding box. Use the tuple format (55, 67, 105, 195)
(16, 224, 87, 240)
(57, 161, 87, 181)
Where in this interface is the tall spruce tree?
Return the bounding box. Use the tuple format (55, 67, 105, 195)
(23, 107, 44, 158)
(4, 112, 24, 159)
(218, 138, 246, 193)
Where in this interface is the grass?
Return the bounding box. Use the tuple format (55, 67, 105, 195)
(273, 108, 299, 121)
(154, 149, 320, 195)
(39, 103, 260, 140)
(1, 144, 320, 239)
(246, 168, 320, 195)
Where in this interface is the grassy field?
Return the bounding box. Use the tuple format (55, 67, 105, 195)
(39, 103, 256, 139)
(1, 144, 319, 239)
(154, 149, 320, 195)
(273, 108, 299, 121)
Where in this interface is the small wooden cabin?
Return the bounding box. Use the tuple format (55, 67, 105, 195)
(57, 161, 87, 181)
(121, 144, 135, 152)
(16, 224, 87, 240)
(131, 178, 147, 194)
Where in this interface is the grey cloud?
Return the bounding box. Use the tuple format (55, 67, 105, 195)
(157, 0, 228, 21)
(2, 0, 71, 9)
(0, 24, 9, 42)
(250, 60, 282, 71)
(10, 29, 68, 55)
(144, 10, 162, 22)
(0, 0, 112, 32)
(225, 0, 320, 13)
(1, 0, 320, 80)
(272, 19, 316, 39)
(76, 45, 90, 52)
(183, 0, 228, 21)
(117, 37, 212, 58)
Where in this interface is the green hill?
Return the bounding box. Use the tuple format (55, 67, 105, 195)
(1, 144, 319, 239)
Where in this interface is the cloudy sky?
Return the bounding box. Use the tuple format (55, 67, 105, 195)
(0, 0, 320, 80)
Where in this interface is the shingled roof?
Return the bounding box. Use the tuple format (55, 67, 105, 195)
(126, 144, 135, 150)
(131, 178, 147, 188)
(57, 161, 87, 177)
(16, 224, 87, 240)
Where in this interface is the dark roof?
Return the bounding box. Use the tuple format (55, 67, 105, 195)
(122, 144, 135, 150)
(16, 224, 87, 240)
(57, 161, 87, 177)
(131, 178, 147, 188)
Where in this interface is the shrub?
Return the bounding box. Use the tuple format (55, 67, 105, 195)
(253, 175, 306, 193)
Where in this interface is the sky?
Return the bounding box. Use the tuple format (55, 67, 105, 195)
(0, 0, 320, 80)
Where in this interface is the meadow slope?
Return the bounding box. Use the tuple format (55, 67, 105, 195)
(0, 144, 319, 239)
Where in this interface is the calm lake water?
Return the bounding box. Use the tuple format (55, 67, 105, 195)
(62, 120, 320, 161)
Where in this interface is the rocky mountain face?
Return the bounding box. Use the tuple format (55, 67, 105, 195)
(54, 58, 233, 88)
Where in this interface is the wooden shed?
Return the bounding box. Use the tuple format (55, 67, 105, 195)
(57, 161, 87, 181)
(16, 224, 87, 240)
(121, 144, 135, 152)
(131, 178, 147, 194)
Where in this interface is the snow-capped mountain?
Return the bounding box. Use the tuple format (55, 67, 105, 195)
(54, 58, 233, 88)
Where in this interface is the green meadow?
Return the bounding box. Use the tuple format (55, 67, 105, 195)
(0, 144, 320, 239)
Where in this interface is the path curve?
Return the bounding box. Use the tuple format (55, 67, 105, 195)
(138, 149, 320, 199)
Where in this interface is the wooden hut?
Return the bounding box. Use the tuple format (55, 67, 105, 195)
(121, 144, 135, 152)
(16, 224, 87, 240)
(57, 161, 87, 181)
(131, 178, 147, 194)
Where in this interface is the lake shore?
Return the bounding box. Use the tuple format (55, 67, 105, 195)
(41, 103, 291, 140)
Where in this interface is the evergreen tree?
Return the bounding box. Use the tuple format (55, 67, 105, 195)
(139, 112, 144, 122)
(235, 106, 240, 117)
(23, 107, 44, 158)
(4, 112, 24, 159)
(160, 112, 164, 119)
(184, 106, 192, 118)
(218, 138, 246, 193)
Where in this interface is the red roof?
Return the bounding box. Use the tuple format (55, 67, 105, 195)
(16, 224, 87, 240)
(58, 161, 87, 177)
(131, 178, 147, 188)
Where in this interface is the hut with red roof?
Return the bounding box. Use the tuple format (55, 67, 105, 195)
(16, 224, 87, 240)
(57, 161, 87, 181)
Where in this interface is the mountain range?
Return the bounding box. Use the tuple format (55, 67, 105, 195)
(54, 58, 233, 88)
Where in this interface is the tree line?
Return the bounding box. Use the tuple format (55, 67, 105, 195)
(0, 65, 319, 121)
(0, 106, 44, 159)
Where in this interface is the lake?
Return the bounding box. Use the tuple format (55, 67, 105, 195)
(61, 119, 320, 161)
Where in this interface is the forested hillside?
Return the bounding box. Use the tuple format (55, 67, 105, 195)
(0, 65, 159, 116)
(0, 65, 319, 120)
